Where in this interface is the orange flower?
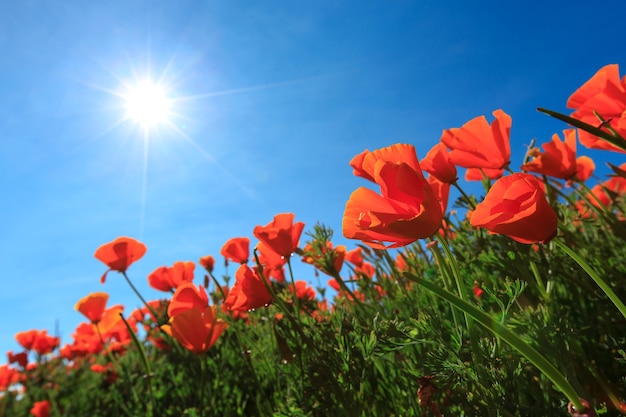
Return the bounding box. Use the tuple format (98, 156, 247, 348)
(223, 264, 272, 312)
(567, 64, 626, 153)
(345, 247, 364, 268)
(521, 129, 595, 181)
(199, 255, 215, 273)
(256, 242, 286, 282)
(30, 400, 51, 417)
(15, 330, 60, 355)
(420, 143, 458, 184)
(94, 237, 147, 283)
(75, 292, 109, 324)
(148, 261, 195, 292)
(0, 365, 18, 391)
(291, 280, 317, 302)
(169, 305, 228, 354)
(7, 351, 28, 368)
(220, 237, 250, 264)
(427, 176, 450, 215)
(96, 305, 124, 336)
(440, 109, 511, 180)
(350, 143, 423, 183)
(253, 213, 305, 258)
(167, 282, 209, 317)
(342, 144, 443, 248)
(470, 173, 558, 244)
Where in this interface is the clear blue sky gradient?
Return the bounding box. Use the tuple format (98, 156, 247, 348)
(1, 1, 625, 357)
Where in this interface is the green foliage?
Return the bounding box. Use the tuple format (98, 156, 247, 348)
(3, 175, 626, 417)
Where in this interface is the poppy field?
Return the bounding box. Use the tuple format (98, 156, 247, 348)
(2, 64, 626, 416)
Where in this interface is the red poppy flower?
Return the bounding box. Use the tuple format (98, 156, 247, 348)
(440, 109, 511, 179)
(470, 173, 558, 244)
(253, 213, 305, 258)
(169, 305, 228, 354)
(420, 143, 458, 184)
(7, 351, 28, 368)
(199, 255, 215, 273)
(521, 129, 595, 181)
(220, 237, 250, 264)
(427, 176, 450, 215)
(94, 237, 147, 283)
(0, 364, 18, 391)
(345, 248, 364, 268)
(15, 330, 59, 355)
(30, 400, 51, 417)
(291, 281, 317, 302)
(223, 264, 272, 312)
(342, 144, 443, 248)
(167, 283, 209, 318)
(350, 143, 424, 183)
(256, 242, 286, 282)
(567, 64, 626, 153)
(148, 261, 195, 292)
(96, 305, 124, 337)
(75, 292, 109, 324)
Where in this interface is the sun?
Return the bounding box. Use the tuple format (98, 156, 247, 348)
(123, 80, 171, 129)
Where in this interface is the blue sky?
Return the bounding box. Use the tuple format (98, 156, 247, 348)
(1, 1, 625, 357)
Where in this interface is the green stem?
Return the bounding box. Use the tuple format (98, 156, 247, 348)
(404, 271, 584, 411)
(199, 354, 206, 417)
(286, 258, 302, 318)
(122, 272, 160, 323)
(452, 182, 476, 209)
(119, 313, 156, 413)
(553, 239, 626, 320)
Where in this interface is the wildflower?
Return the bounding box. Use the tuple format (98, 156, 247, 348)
(169, 306, 228, 354)
(349, 143, 424, 183)
(199, 255, 215, 273)
(74, 292, 109, 324)
(521, 129, 595, 181)
(0, 365, 18, 391)
(291, 280, 317, 302)
(148, 261, 195, 292)
(7, 351, 28, 368)
(168, 283, 209, 317)
(94, 237, 147, 283)
(223, 264, 272, 312)
(427, 175, 450, 215)
(567, 64, 626, 153)
(15, 330, 59, 356)
(470, 173, 558, 244)
(30, 400, 51, 417)
(345, 247, 364, 268)
(343, 144, 443, 248)
(440, 109, 511, 180)
(253, 213, 305, 258)
(420, 143, 458, 184)
(220, 237, 250, 264)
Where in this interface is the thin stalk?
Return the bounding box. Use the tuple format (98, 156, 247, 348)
(119, 313, 156, 414)
(427, 238, 460, 330)
(434, 235, 485, 386)
(553, 239, 626, 320)
(404, 271, 584, 411)
(452, 181, 476, 209)
(286, 257, 302, 319)
(122, 271, 160, 323)
(199, 354, 207, 417)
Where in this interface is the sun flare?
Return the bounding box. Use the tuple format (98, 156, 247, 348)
(124, 80, 170, 129)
